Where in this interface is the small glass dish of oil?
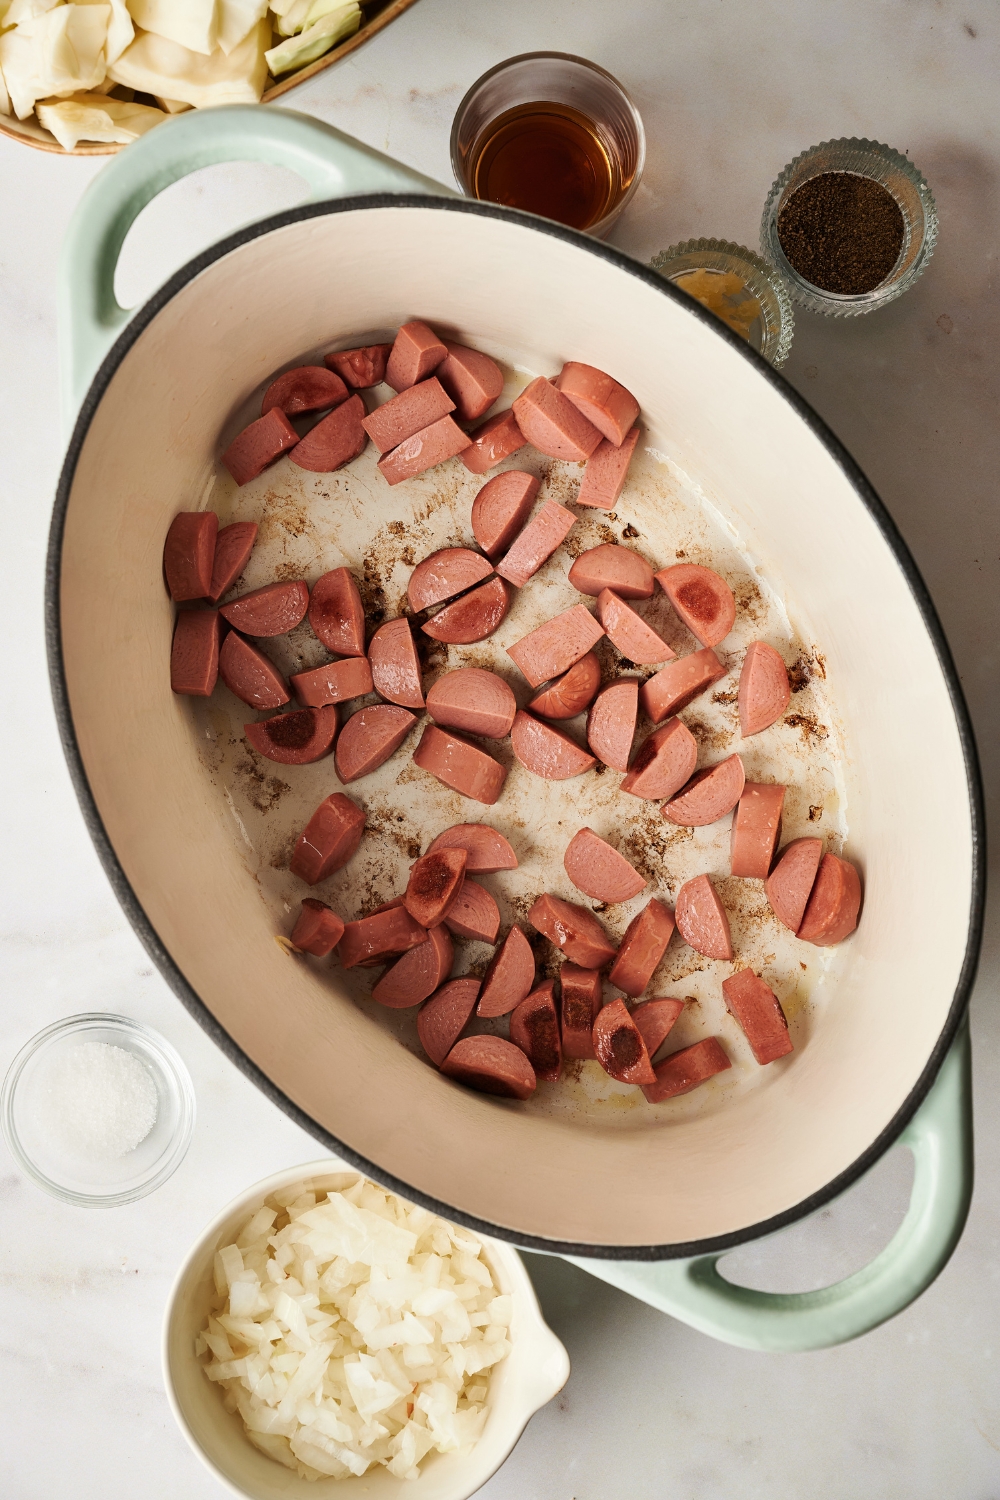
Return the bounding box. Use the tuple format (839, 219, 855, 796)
(650, 239, 794, 368)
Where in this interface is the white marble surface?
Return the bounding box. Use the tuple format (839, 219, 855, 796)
(2, 1, 1000, 1494)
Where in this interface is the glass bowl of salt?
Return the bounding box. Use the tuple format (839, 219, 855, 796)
(1, 1013, 195, 1206)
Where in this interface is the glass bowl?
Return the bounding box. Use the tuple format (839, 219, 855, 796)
(760, 137, 937, 317)
(1, 1013, 195, 1207)
(650, 239, 794, 367)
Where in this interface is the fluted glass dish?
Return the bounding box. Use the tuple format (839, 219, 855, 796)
(651, 239, 794, 368)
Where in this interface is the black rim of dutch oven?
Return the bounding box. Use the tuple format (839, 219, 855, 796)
(45, 194, 986, 1260)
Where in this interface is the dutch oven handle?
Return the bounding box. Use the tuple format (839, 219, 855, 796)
(564, 1019, 972, 1351)
(59, 103, 453, 429)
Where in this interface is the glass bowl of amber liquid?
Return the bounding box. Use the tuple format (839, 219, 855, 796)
(650, 240, 794, 368)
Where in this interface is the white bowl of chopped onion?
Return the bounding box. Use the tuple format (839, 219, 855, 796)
(163, 1160, 570, 1497)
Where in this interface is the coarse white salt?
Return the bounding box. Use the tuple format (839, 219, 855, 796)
(40, 1041, 158, 1159)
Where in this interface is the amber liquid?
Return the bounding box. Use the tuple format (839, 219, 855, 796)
(470, 102, 616, 230)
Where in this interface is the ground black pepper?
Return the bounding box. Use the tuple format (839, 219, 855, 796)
(777, 172, 905, 294)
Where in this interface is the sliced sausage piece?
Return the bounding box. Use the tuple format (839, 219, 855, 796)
(244, 705, 338, 765)
(722, 969, 793, 1064)
(577, 426, 641, 509)
(528, 894, 617, 969)
(378, 416, 471, 484)
(417, 977, 481, 1066)
(361, 377, 455, 453)
(368, 617, 424, 709)
(640, 648, 726, 723)
(477, 925, 535, 1017)
(529, 652, 602, 720)
(164, 512, 219, 601)
(797, 853, 862, 946)
(385, 321, 448, 392)
(262, 365, 348, 417)
(642, 1037, 731, 1102)
(731, 783, 786, 879)
(220, 580, 309, 637)
(569, 543, 654, 599)
(436, 341, 504, 422)
(290, 898, 345, 957)
(596, 589, 675, 665)
(421, 577, 512, 645)
(426, 668, 516, 739)
(739, 641, 791, 737)
(472, 471, 540, 559)
(587, 678, 638, 771)
(309, 568, 365, 657)
(289, 793, 365, 884)
(512, 376, 603, 461)
(674, 875, 733, 960)
(291, 656, 374, 708)
(373, 925, 454, 1008)
(335, 704, 417, 782)
(511, 711, 596, 780)
(338, 906, 427, 969)
(608, 898, 676, 996)
(427, 824, 518, 873)
(289, 393, 368, 473)
(507, 605, 605, 688)
(563, 827, 646, 903)
(631, 998, 685, 1061)
(412, 724, 507, 804)
(170, 608, 222, 696)
(656, 563, 736, 647)
(408, 547, 494, 613)
(620, 719, 698, 800)
(222, 408, 298, 486)
(219, 632, 289, 709)
(325, 344, 393, 389)
(404, 848, 467, 928)
(559, 965, 602, 1060)
(765, 838, 823, 933)
(663, 754, 746, 827)
(593, 998, 655, 1085)
(441, 1035, 536, 1099)
(208, 521, 258, 603)
(443, 879, 501, 943)
(496, 500, 576, 588)
(460, 408, 526, 474)
(510, 982, 562, 1082)
(555, 362, 640, 445)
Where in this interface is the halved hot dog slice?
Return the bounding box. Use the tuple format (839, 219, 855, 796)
(674, 875, 733, 960)
(426, 667, 516, 739)
(220, 580, 309, 637)
(496, 499, 576, 588)
(477, 925, 535, 1017)
(373, 926, 454, 1008)
(308, 568, 366, 657)
(587, 678, 639, 770)
(413, 724, 507, 804)
(164, 512, 218, 601)
(408, 548, 494, 614)
(368, 617, 424, 709)
(596, 589, 675, 665)
(608, 898, 675, 996)
(289, 793, 365, 884)
(441, 1035, 536, 1099)
(208, 521, 258, 603)
(472, 471, 540, 559)
(640, 648, 726, 723)
(325, 344, 393, 389)
(641, 1037, 731, 1102)
(460, 408, 526, 474)
(290, 898, 345, 957)
(663, 754, 746, 827)
(797, 853, 862, 946)
(722, 969, 793, 1064)
(510, 982, 562, 1082)
(620, 719, 698, 800)
(739, 641, 791, 737)
(418, 977, 481, 1066)
(731, 783, 786, 878)
(219, 632, 289, 709)
(577, 426, 641, 509)
(555, 362, 640, 446)
(564, 827, 646, 903)
(378, 416, 472, 484)
(262, 365, 348, 417)
(291, 656, 374, 708)
(422, 577, 512, 644)
(362, 377, 455, 453)
(244, 705, 338, 765)
(338, 906, 427, 968)
(765, 838, 823, 932)
(593, 998, 656, 1085)
(569, 543, 654, 599)
(289, 394, 368, 473)
(529, 652, 602, 720)
(443, 879, 501, 943)
(427, 824, 518, 873)
(656, 563, 736, 647)
(507, 605, 605, 688)
(511, 711, 596, 780)
(170, 609, 222, 696)
(404, 848, 467, 928)
(528, 894, 617, 969)
(436, 341, 504, 422)
(512, 376, 603, 461)
(335, 704, 417, 782)
(222, 408, 298, 486)
(631, 998, 684, 1061)
(560, 965, 602, 1060)
(385, 321, 448, 392)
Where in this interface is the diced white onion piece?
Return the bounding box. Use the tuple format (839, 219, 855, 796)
(264, 1, 359, 76)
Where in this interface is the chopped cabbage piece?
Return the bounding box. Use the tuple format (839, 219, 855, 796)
(274, 0, 311, 36)
(264, 1, 359, 76)
(35, 91, 164, 148)
(0, 4, 109, 119)
(127, 0, 217, 56)
(217, 0, 269, 55)
(108, 19, 268, 107)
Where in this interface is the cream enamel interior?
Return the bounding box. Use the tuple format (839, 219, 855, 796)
(58, 205, 973, 1248)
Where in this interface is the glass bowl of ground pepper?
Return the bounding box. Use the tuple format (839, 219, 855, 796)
(761, 138, 937, 316)
(650, 239, 794, 367)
